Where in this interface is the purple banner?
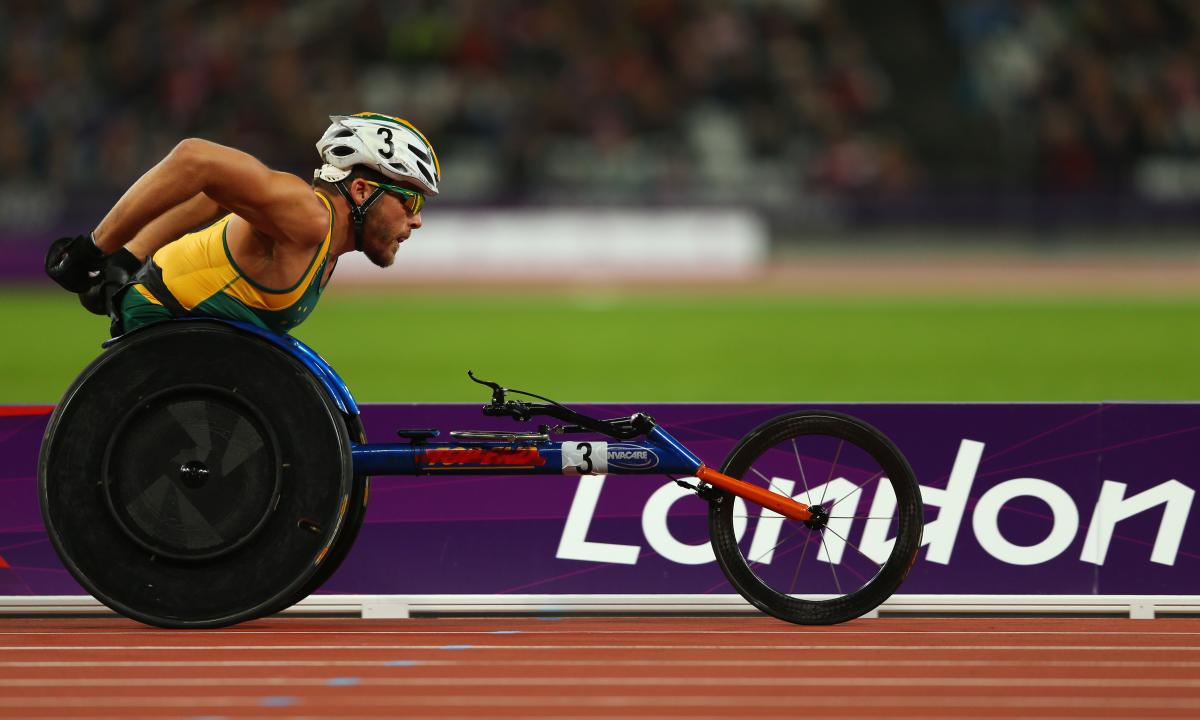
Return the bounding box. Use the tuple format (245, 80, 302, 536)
(2, 403, 1197, 597)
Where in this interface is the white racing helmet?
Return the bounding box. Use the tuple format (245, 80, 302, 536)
(315, 112, 440, 196)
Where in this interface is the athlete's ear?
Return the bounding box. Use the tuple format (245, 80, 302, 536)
(347, 178, 371, 203)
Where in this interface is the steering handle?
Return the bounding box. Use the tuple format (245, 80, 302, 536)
(470, 371, 654, 439)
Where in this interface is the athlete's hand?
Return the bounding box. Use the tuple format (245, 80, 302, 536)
(45, 234, 105, 293)
(78, 248, 143, 316)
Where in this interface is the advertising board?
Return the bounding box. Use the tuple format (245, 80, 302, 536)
(1, 403, 1196, 598)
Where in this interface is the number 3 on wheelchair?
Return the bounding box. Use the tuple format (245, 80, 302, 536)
(39, 319, 924, 628)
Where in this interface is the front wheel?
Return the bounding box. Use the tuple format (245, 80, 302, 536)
(708, 411, 923, 624)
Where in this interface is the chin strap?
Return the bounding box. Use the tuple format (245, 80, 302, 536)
(333, 181, 386, 251)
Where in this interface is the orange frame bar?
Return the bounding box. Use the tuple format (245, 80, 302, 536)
(695, 465, 812, 522)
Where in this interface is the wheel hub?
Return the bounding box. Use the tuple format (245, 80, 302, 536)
(803, 504, 830, 530)
(102, 388, 280, 561)
(179, 460, 210, 489)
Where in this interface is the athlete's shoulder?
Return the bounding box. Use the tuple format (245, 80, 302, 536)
(251, 173, 331, 249)
(172, 139, 327, 249)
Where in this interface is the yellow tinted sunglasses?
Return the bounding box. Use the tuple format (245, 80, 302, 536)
(364, 180, 426, 216)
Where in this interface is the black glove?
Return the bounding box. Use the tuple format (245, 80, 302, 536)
(78, 248, 144, 316)
(46, 234, 105, 293)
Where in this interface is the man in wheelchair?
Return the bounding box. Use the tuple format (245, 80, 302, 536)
(44, 113, 439, 336)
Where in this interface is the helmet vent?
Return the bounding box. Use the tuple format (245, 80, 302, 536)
(415, 163, 434, 185)
(407, 145, 431, 163)
(330, 145, 355, 157)
(334, 130, 354, 138)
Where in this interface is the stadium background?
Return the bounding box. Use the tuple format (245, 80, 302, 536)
(2, 6, 1200, 717)
(1, 0, 1198, 403)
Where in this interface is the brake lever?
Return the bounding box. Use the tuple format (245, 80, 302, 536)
(468, 372, 652, 437)
(467, 370, 507, 406)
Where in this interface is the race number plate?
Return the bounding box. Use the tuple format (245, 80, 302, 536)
(561, 441, 608, 475)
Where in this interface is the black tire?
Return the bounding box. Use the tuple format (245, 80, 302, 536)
(39, 321, 354, 628)
(259, 414, 370, 618)
(307, 413, 370, 590)
(708, 411, 923, 625)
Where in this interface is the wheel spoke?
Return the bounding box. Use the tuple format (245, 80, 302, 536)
(828, 470, 885, 512)
(747, 525, 805, 567)
(788, 529, 815, 594)
(822, 524, 876, 585)
(820, 439, 844, 506)
(792, 439, 811, 498)
(819, 532, 842, 594)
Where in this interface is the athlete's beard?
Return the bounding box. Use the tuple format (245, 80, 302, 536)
(361, 217, 397, 268)
(363, 238, 396, 268)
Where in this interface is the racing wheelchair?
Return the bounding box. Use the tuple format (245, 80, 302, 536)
(39, 319, 923, 628)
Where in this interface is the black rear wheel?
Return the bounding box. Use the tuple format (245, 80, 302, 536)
(708, 411, 923, 624)
(39, 321, 354, 628)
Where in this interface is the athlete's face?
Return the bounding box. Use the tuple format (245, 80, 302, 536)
(357, 182, 424, 268)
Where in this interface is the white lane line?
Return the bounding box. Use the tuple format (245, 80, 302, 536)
(5, 657, 1200, 668)
(1, 676, 1199, 689)
(1, 695, 1199, 710)
(1, 643, 1198, 651)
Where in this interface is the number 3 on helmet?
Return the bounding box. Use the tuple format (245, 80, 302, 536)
(315, 113, 440, 197)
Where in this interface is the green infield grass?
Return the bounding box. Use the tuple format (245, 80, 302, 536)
(2, 287, 1197, 404)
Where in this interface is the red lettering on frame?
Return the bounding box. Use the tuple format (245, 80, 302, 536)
(420, 446, 547, 467)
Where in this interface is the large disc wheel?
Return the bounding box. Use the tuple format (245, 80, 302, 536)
(708, 411, 923, 625)
(39, 321, 354, 628)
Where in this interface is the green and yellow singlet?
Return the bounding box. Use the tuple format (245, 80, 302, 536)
(121, 192, 335, 335)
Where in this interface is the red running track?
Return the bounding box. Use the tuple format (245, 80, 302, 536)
(0, 616, 1197, 719)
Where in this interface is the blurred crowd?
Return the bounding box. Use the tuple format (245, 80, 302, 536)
(947, 0, 1200, 200)
(1, 0, 1199, 230)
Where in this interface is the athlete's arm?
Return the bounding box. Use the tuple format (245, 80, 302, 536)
(92, 138, 327, 254)
(123, 193, 227, 261)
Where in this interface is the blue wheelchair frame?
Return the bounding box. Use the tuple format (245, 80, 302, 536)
(107, 318, 812, 521)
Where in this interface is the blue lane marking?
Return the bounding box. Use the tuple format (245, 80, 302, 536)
(536, 616, 565, 621)
(440, 644, 474, 650)
(327, 677, 361, 686)
(385, 660, 422, 667)
(260, 696, 297, 707)
(490, 630, 521, 634)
